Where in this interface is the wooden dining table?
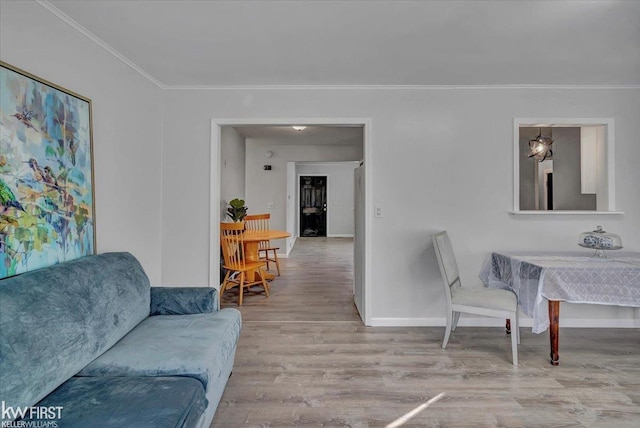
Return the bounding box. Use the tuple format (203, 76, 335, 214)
(480, 251, 640, 365)
(237, 229, 290, 281)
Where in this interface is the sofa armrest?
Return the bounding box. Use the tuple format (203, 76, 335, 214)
(150, 287, 219, 315)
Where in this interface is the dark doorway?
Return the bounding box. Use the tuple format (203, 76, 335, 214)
(546, 172, 554, 210)
(300, 176, 327, 237)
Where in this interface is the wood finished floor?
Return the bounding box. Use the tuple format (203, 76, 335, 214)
(215, 238, 640, 427)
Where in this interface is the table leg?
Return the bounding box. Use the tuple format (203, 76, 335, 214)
(243, 241, 275, 282)
(505, 319, 511, 335)
(549, 300, 560, 366)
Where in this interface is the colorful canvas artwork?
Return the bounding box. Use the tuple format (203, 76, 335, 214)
(0, 62, 95, 279)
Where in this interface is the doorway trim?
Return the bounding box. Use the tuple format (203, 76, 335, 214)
(209, 117, 373, 325)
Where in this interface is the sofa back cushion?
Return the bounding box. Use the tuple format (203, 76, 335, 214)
(0, 252, 150, 413)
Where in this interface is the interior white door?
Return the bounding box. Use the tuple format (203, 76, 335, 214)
(285, 162, 296, 255)
(353, 164, 365, 321)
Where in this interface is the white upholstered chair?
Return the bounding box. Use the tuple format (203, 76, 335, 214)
(432, 230, 520, 365)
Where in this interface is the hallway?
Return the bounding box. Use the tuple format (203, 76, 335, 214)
(220, 237, 361, 323)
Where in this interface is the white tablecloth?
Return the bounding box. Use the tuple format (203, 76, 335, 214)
(479, 252, 640, 334)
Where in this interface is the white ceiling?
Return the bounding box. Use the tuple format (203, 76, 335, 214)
(48, 0, 640, 87)
(233, 125, 363, 146)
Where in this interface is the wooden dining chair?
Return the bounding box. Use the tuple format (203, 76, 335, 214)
(220, 222, 269, 305)
(244, 213, 281, 276)
(432, 230, 520, 365)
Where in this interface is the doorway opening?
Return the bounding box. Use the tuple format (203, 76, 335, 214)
(300, 175, 327, 237)
(545, 170, 553, 210)
(210, 118, 372, 325)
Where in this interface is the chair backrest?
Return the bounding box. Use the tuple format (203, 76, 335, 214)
(244, 213, 270, 230)
(220, 222, 246, 269)
(244, 213, 270, 249)
(432, 231, 462, 304)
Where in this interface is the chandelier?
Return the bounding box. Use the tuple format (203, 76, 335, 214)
(528, 128, 553, 162)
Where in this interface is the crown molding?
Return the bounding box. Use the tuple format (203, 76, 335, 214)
(165, 83, 640, 91)
(36, 0, 166, 89)
(36, 1, 640, 92)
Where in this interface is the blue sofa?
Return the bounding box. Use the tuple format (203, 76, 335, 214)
(0, 252, 241, 427)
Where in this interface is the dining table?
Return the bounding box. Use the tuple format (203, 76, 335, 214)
(479, 251, 640, 365)
(237, 229, 290, 282)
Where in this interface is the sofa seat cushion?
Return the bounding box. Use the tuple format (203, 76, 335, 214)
(25, 376, 206, 428)
(77, 309, 242, 391)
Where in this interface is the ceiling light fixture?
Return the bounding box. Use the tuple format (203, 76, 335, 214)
(528, 127, 554, 162)
(292, 126, 307, 131)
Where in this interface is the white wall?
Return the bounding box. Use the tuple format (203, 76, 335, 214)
(242, 140, 362, 253)
(297, 162, 359, 237)
(161, 87, 640, 326)
(220, 126, 246, 220)
(1, 1, 164, 282)
(595, 125, 608, 211)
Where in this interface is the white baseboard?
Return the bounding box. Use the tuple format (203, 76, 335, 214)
(368, 318, 438, 327)
(327, 234, 354, 238)
(281, 235, 297, 258)
(370, 317, 516, 327)
(558, 318, 640, 328)
(369, 317, 640, 328)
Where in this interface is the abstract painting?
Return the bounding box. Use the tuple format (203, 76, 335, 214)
(0, 61, 95, 279)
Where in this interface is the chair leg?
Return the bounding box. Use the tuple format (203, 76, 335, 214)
(272, 249, 281, 276)
(443, 310, 453, 349)
(509, 314, 519, 365)
(238, 272, 245, 306)
(220, 271, 231, 300)
(260, 271, 270, 297)
(259, 249, 270, 270)
(452, 311, 461, 331)
(514, 311, 520, 345)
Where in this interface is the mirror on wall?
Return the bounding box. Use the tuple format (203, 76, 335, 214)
(513, 119, 616, 213)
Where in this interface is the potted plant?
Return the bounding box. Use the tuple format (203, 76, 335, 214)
(226, 198, 248, 222)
